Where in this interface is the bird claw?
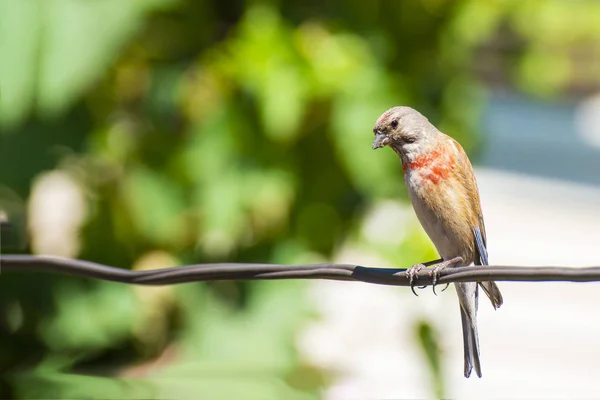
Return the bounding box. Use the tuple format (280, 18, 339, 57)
(429, 256, 463, 295)
(429, 263, 446, 296)
(405, 263, 426, 296)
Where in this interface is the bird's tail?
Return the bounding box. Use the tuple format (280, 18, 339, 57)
(460, 304, 481, 378)
(479, 281, 503, 309)
(455, 281, 482, 378)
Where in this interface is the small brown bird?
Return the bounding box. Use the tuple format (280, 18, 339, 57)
(372, 106, 502, 378)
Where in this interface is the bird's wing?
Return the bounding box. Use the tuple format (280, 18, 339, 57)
(449, 138, 488, 265)
(450, 138, 503, 308)
(473, 226, 488, 266)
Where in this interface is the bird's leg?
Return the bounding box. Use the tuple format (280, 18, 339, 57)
(405, 258, 443, 296)
(405, 263, 425, 296)
(429, 256, 464, 295)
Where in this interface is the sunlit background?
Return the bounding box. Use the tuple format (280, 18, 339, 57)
(2, 0, 600, 398)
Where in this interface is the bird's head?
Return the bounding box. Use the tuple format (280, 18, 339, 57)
(372, 106, 433, 152)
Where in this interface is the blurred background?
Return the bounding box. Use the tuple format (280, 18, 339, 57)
(2, 0, 600, 398)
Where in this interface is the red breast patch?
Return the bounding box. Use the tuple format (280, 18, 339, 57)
(402, 147, 454, 184)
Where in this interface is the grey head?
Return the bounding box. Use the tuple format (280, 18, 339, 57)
(372, 106, 436, 153)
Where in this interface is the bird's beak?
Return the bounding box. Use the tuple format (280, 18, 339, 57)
(372, 133, 390, 150)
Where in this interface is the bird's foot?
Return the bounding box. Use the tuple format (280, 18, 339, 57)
(405, 263, 427, 296)
(429, 256, 464, 295)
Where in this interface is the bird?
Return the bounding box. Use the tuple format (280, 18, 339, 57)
(371, 106, 503, 378)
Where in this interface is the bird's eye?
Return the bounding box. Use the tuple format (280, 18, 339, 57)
(391, 119, 398, 128)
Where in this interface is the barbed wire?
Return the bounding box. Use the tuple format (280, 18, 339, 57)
(2, 254, 600, 287)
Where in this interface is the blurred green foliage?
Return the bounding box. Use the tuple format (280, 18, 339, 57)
(1, 0, 600, 398)
(416, 320, 445, 398)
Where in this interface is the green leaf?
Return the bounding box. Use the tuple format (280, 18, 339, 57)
(0, 0, 177, 129)
(40, 282, 136, 353)
(0, 0, 40, 129)
(154, 282, 318, 399)
(415, 320, 445, 399)
(330, 66, 405, 198)
(258, 66, 307, 143)
(122, 166, 186, 247)
(14, 370, 155, 399)
(225, 5, 308, 143)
